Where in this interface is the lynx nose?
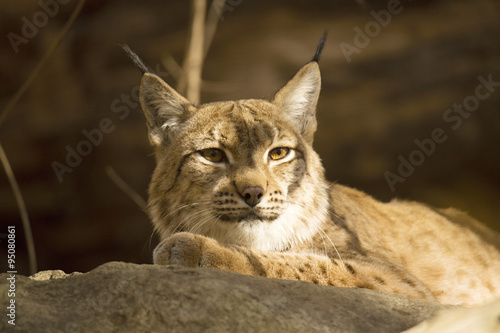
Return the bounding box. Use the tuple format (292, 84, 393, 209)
(241, 186, 264, 207)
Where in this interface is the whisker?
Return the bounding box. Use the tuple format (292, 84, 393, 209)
(316, 223, 343, 264)
(292, 201, 344, 264)
(330, 211, 347, 227)
(174, 207, 214, 235)
(162, 200, 212, 220)
(188, 210, 215, 234)
(146, 231, 156, 251)
(157, 200, 212, 235)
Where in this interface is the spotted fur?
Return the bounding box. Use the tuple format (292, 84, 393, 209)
(134, 46, 500, 306)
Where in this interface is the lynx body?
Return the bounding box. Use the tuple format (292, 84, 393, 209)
(127, 40, 500, 306)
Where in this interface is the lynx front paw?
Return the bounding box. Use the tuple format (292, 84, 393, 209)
(153, 232, 205, 267)
(153, 232, 252, 273)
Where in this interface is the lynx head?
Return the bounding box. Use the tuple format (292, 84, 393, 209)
(134, 38, 330, 251)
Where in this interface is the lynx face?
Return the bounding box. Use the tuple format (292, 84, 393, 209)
(141, 62, 330, 251)
(131, 42, 500, 306)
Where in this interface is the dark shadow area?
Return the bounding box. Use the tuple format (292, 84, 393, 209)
(1, 0, 499, 274)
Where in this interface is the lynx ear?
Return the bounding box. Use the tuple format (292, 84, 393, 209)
(272, 62, 321, 143)
(140, 73, 193, 146)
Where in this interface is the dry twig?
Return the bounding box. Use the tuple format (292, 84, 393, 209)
(0, 0, 86, 129)
(204, 0, 226, 59)
(177, 0, 207, 105)
(0, 143, 37, 275)
(0, 0, 86, 275)
(105, 166, 148, 212)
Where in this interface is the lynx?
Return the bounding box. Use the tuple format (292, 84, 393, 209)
(124, 37, 500, 306)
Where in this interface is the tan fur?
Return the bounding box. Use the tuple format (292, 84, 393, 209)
(138, 56, 500, 306)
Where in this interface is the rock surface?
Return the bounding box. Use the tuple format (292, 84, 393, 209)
(404, 299, 500, 333)
(0, 261, 449, 333)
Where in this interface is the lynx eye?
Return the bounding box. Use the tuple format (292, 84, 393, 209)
(269, 147, 290, 160)
(200, 148, 226, 163)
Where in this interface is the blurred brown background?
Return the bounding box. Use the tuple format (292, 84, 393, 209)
(1, 0, 499, 275)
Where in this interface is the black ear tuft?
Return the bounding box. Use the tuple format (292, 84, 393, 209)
(311, 31, 328, 63)
(121, 44, 150, 74)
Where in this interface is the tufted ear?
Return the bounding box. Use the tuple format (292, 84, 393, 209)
(272, 62, 321, 143)
(140, 73, 194, 146)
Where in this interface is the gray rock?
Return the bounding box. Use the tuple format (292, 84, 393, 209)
(404, 299, 500, 333)
(0, 261, 449, 333)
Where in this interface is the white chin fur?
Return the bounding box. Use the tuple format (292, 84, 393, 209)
(198, 204, 325, 252)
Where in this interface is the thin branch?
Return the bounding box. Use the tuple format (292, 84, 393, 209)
(0, 143, 37, 275)
(0, 0, 85, 276)
(105, 166, 148, 212)
(162, 52, 239, 93)
(177, 0, 206, 105)
(0, 0, 86, 129)
(203, 0, 226, 59)
(161, 52, 184, 81)
(201, 79, 240, 93)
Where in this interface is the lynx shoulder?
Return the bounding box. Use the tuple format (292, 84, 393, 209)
(125, 37, 500, 306)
